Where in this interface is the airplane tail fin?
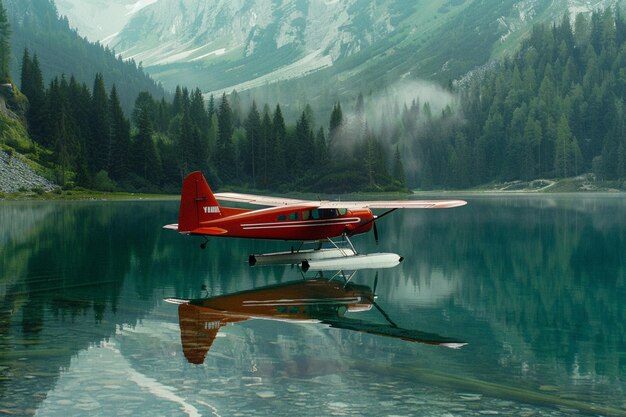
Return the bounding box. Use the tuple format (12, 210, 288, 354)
(178, 304, 223, 365)
(178, 171, 223, 233)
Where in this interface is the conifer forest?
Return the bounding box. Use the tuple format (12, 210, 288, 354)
(2, 3, 626, 193)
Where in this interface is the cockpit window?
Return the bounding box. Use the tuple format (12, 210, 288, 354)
(303, 209, 341, 220)
(319, 209, 338, 219)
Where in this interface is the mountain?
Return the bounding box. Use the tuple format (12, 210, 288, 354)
(54, 0, 158, 42)
(56, 0, 624, 104)
(4, 0, 166, 113)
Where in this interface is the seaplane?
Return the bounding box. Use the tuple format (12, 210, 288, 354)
(164, 171, 467, 265)
(165, 272, 467, 365)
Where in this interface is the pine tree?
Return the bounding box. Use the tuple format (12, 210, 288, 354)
(155, 98, 169, 133)
(207, 94, 216, 120)
(315, 127, 329, 168)
(328, 102, 343, 162)
(245, 101, 262, 186)
(260, 105, 272, 188)
(217, 93, 235, 182)
(554, 114, 578, 177)
(574, 13, 590, 46)
(89, 73, 110, 174)
(134, 102, 160, 182)
(67, 76, 91, 185)
(392, 145, 406, 187)
(188, 89, 209, 173)
(354, 94, 366, 142)
(269, 104, 286, 186)
(109, 85, 131, 182)
(522, 115, 542, 179)
(20, 49, 31, 95)
(329, 102, 343, 140)
(0, 0, 10, 83)
(45, 77, 64, 149)
(365, 133, 376, 188)
(21, 51, 48, 144)
(178, 109, 194, 174)
(172, 86, 183, 116)
(207, 112, 218, 168)
(294, 111, 314, 176)
(189, 88, 209, 132)
(132, 92, 156, 127)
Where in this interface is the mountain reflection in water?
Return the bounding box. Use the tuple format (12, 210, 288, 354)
(170, 273, 467, 365)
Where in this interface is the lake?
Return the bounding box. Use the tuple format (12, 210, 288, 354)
(0, 195, 624, 416)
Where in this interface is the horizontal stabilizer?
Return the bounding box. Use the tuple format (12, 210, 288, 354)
(163, 224, 179, 231)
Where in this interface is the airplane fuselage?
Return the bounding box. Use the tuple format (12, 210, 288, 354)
(192, 204, 374, 241)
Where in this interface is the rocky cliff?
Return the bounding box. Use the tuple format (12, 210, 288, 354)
(0, 151, 57, 193)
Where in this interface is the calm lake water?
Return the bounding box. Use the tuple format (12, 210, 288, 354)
(0, 195, 624, 416)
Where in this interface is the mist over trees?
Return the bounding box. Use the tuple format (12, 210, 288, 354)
(5, 5, 626, 193)
(344, 8, 626, 190)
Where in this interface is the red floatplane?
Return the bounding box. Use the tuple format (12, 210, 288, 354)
(164, 171, 467, 264)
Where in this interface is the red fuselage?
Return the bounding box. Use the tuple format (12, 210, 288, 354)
(195, 205, 375, 241)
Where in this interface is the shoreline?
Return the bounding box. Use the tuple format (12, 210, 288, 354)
(1, 186, 623, 202)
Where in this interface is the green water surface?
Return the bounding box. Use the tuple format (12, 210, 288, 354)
(0, 195, 624, 416)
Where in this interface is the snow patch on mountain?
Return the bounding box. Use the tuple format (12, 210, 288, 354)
(191, 48, 227, 62)
(126, 0, 160, 15)
(206, 48, 334, 98)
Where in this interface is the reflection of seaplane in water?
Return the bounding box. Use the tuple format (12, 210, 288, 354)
(165, 271, 467, 365)
(164, 171, 467, 263)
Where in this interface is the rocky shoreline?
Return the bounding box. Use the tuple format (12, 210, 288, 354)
(0, 150, 58, 193)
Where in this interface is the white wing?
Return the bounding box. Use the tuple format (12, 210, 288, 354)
(215, 192, 466, 209)
(317, 200, 467, 209)
(215, 192, 313, 206)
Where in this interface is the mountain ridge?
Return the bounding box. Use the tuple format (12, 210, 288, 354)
(53, 0, 624, 100)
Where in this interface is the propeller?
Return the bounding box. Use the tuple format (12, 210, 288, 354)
(349, 208, 397, 244)
(373, 220, 379, 243)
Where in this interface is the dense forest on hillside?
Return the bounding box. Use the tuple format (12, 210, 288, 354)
(339, 7, 626, 190)
(3, 0, 165, 113)
(424, 9, 626, 188)
(16, 49, 407, 193)
(2, 0, 626, 193)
